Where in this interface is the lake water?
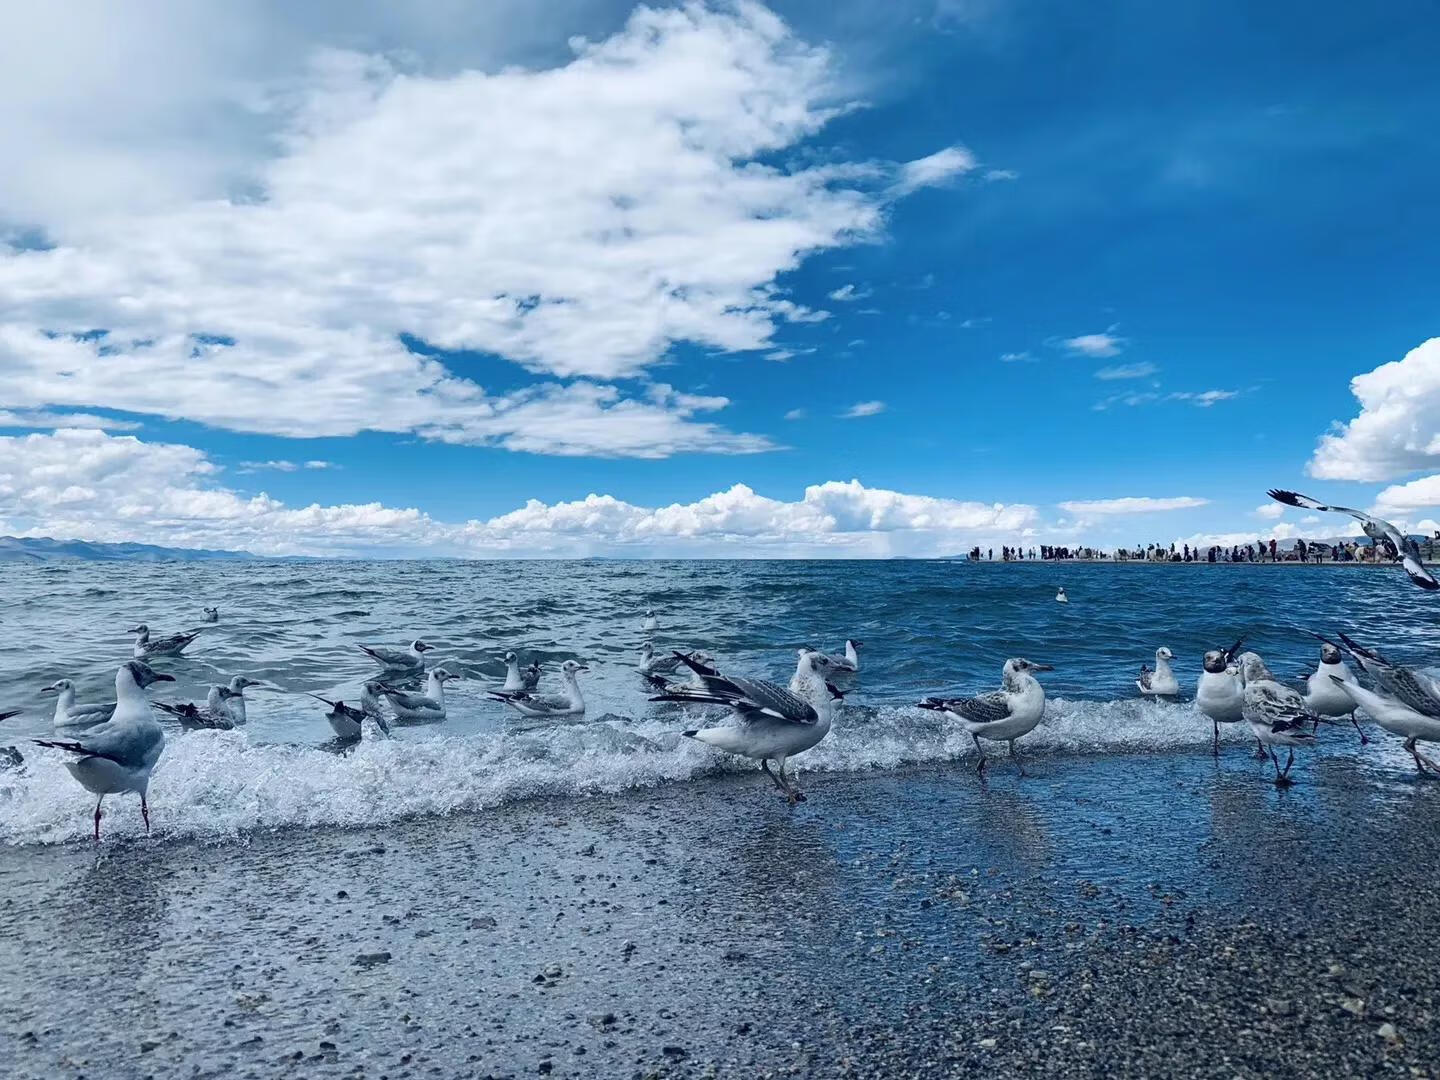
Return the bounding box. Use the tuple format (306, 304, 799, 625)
(1, 558, 1435, 845)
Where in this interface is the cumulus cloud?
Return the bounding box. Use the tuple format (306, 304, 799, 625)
(0, 3, 971, 459)
(840, 400, 886, 418)
(1093, 362, 1157, 381)
(0, 429, 1040, 558)
(828, 284, 873, 302)
(1060, 330, 1127, 358)
(1255, 502, 1284, 520)
(0, 409, 140, 431)
(999, 351, 1034, 363)
(1057, 496, 1209, 515)
(1309, 338, 1440, 482)
(1373, 473, 1440, 515)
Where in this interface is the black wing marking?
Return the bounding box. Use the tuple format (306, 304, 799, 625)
(1138, 665, 1153, 691)
(33, 738, 126, 765)
(671, 654, 817, 724)
(0, 709, 18, 723)
(1403, 554, 1440, 590)
(1222, 634, 1247, 664)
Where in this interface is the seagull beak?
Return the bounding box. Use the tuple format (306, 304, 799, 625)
(39, 684, 58, 695)
(152, 673, 176, 683)
(1031, 663, 1055, 672)
(126, 626, 142, 634)
(576, 665, 590, 673)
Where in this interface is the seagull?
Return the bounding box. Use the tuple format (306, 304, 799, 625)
(500, 651, 542, 691)
(1328, 678, 1440, 775)
(489, 660, 588, 718)
(1137, 647, 1179, 697)
(917, 658, 1054, 776)
(646, 651, 716, 693)
(1240, 654, 1321, 786)
(308, 685, 392, 741)
(213, 675, 267, 725)
(1056, 587, 1068, 604)
(808, 639, 862, 673)
(130, 623, 203, 659)
(652, 651, 841, 804)
(153, 693, 237, 730)
(376, 667, 458, 723)
(1195, 636, 1247, 755)
(1334, 631, 1440, 717)
(1298, 638, 1366, 743)
(1267, 489, 1438, 590)
(33, 660, 171, 839)
(202, 606, 219, 623)
(358, 639, 432, 672)
(637, 642, 686, 677)
(643, 608, 659, 633)
(40, 679, 115, 728)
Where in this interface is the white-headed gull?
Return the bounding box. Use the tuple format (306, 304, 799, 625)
(41, 679, 116, 728)
(359, 639, 432, 672)
(1056, 587, 1068, 604)
(33, 660, 171, 839)
(1267, 489, 1438, 590)
(1137, 647, 1179, 697)
(652, 651, 841, 804)
(130, 623, 203, 658)
(376, 668, 457, 723)
(1195, 637, 1246, 755)
(1240, 654, 1321, 786)
(489, 660, 588, 717)
(500, 651, 542, 691)
(643, 608, 659, 633)
(917, 658, 1053, 776)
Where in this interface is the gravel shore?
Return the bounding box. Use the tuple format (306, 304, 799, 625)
(3, 748, 1439, 1078)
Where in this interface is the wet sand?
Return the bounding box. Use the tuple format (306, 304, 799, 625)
(4, 748, 1439, 1078)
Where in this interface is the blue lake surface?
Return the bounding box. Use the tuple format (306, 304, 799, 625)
(1, 559, 1436, 844)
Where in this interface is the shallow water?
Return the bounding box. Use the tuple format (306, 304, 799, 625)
(1, 559, 1436, 844)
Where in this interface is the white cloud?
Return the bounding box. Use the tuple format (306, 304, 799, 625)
(0, 429, 1040, 557)
(828, 283, 873, 302)
(0, 3, 972, 459)
(237, 459, 335, 473)
(1093, 362, 1157, 380)
(783, 408, 807, 421)
(1309, 338, 1440, 482)
(1058, 496, 1209, 515)
(1094, 387, 1240, 411)
(0, 409, 141, 431)
(840, 400, 886, 418)
(1173, 524, 1299, 549)
(1254, 502, 1284, 520)
(1000, 351, 1033, 363)
(1171, 389, 1237, 407)
(1061, 330, 1127, 358)
(983, 168, 1018, 182)
(892, 145, 977, 195)
(1374, 473, 1440, 515)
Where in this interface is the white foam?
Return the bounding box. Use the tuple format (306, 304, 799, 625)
(0, 697, 1233, 845)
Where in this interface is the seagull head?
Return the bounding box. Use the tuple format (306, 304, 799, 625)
(124, 660, 175, 688)
(41, 679, 74, 695)
(230, 676, 267, 692)
(1239, 653, 1273, 684)
(847, 640, 864, 650)
(432, 667, 458, 683)
(128, 623, 150, 636)
(1319, 642, 1343, 665)
(502, 650, 517, 663)
(1155, 647, 1174, 662)
(412, 640, 432, 653)
(1201, 650, 1228, 674)
(561, 660, 589, 676)
(204, 606, 218, 616)
(1007, 658, 1053, 675)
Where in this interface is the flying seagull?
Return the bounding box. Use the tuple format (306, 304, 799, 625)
(1266, 489, 1438, 590)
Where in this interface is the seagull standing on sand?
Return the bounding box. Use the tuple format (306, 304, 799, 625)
(653, 651, 842, 804)
(489, 660, 588, 718)
(1299, 639, 1366, 743)
(130, 623, 203, 658)
(809, 639, 862, 673)
(1266, 489, 1439, 590)
(40, 679, 115, 728)
(499, 651, 542, 691)
(917, 658, 1053, 777)
(377, 668, 458, 723)
(1240, 654, 1321, 786)
(359, 639, 431, 672)
(1137, 647, 1179, 697)
(33, 660, 171, 839)
(1195, 637, 1246, 755)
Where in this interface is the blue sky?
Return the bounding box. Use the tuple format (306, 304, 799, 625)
(0, 0, 1437, 556)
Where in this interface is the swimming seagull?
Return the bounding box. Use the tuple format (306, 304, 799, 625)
(153, 693, 237, 730)
(652, 652, 841, 804)
(1056, 587, 1068, 604)
(1240, 653, 1321, 786)
(376, 668, 458, 723)
(647, 651, 716, 693)
(1266, 489, 1439, 590)
(1195, 637, 1249, 755)
(33, 660, 171, 839)
(809, 639, 862, 673)
(1297, 638, 1366, 743)
(130, 623, 203, 658)
(638, 642, 686, 677)
(202, 606, 219, 623)
(643, 608, 659, 633)
(500, 651, 542, 691)
(308, 685, 392, 741)
(917, 658, 1053, 776)
(489, 660, 588, 718)
(41, 679, 116, 728)
(358, 639, 432, 672)
(1137, 647, 1179, 697)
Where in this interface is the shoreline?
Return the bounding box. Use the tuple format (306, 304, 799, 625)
(4, 751, 1439, 1077)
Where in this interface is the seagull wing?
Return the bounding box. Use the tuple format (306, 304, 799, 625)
(919, 691, 1011, 725)
(359, 644, 415, 667)
(1244, 681, 1322, 728)
(1403, 553, 1440, 590)
(35, 716, 161, 768)
(379, 688, 439, 712)
(672, 654, 817, 724)
(1137, 666, 1153, 691)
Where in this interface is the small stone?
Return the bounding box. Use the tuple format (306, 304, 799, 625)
(1340, 997, 1365, 1017)
(1378, 1022, 1400, 1044)
(538, 1061, 553, 1074)
(140, 1041, 160, 1053)
(468, 916, 497, 930)
(722, 948, 747, 962)
(542, 963, 563, 979)
(1265, 998, 1295, 1017)
(353, 951, 391, 968)
(588, 1013, 617, 1030)
(319, 1041, 337, 1052)
(662, 1046, 687, 1059)
(978, 1037, 997, 1049)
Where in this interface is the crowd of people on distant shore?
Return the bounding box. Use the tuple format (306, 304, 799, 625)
(967, 537, 1440, 564)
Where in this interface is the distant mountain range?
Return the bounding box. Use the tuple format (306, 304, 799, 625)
(0, 536, 256, 563)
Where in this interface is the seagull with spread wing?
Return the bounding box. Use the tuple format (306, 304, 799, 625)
(917, 658, 1053, 777)
(653, 651, 841, 804)
(1266, 489, 1438, 590)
